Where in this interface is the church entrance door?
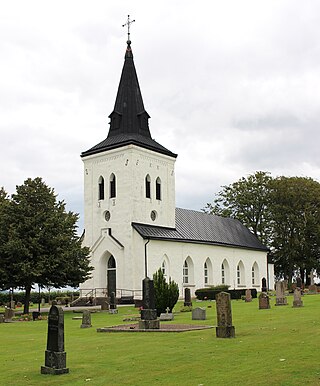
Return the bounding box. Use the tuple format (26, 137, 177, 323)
(107, 255, 116, 296)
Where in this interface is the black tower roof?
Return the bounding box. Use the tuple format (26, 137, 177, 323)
(81, 42, 177, 158)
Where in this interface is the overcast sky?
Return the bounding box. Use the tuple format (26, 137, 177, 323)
(1, 1, 320, 230)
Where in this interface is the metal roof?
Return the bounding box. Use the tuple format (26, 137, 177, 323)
(132, 207, 268, 251)
(81, 42, 176, 159)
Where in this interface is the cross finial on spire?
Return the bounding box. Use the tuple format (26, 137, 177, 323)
(122, 15, 135, 45)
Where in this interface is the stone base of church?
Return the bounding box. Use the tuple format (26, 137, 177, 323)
(216, 326, 235, 338)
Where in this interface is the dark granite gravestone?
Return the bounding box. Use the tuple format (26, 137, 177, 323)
(296, 277, 302, 289)
(292, 288, 303, 307)
(245, 289, 252, 302)
(109, 292, 118, 314)
(275, 281, 288, 306)
(192, 307, 206, 320)
(80, 310, 92, 328)
(184, 288, 192, 307)
(41, 305, 69, 375)
(215, 292, 235, 338)
(139, 277, 159, 329)
(261, 277, 267, 292)
(259, 292, 270, 309)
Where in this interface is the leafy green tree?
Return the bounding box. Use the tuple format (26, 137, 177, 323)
(0, 177, 92, 314)
(205, 172, 320, 285)
(153, 268, 179, 316)
(269, 176, 320, 284)
(204, 171, 272, 245)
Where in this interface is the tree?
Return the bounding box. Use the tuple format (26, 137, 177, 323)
(153, 268, 179, 316)
(205, 172, 320, 285)
(204, 171, 272, 245)
(0, 177, 92, 314)
(269, 176, 320, 284)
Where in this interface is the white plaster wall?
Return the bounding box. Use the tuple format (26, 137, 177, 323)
(80, 144, 176, 294)
(131, 232, 268, 298)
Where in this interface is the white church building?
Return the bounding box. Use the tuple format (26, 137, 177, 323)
(79, 39, 273, 300)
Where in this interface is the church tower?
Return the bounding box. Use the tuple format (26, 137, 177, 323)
(80, 37, 177, 295)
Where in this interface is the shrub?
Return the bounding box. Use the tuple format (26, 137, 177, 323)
(153, 268, 179, 316)
(195, 287, 257, 300)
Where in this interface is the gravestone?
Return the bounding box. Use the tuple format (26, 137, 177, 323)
(159, 307, 174, 321)
(101, 299, 110, 311)
(109, 292, 118, 314)
(41, 298, 46, 306)
(259, 292, 270, 309)
(4, 308, 14, 322)
(184, 288, 192, 307)
(192, 307, 206, 320)
(309, 284, 318, 293)
(292, 288, 303, 307)
(261, 277, 267, 292)
(245, 289, 252, 302)
(139, 277, 159, 329)
(215, 292, 235, 338)
(275, 281, 288, 306)
(80, 310, 92, 328)
(41, 305, 69, 375)
(10, 300, 16, 309)
(296, 277, 302, 289)
(0, 314, 4, 323)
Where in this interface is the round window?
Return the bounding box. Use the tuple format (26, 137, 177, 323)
(150, 210, 157, 221)
(105, 211, 111, 221)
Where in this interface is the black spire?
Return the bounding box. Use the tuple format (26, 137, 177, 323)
(81, 34, 176, 158)
(108, 41, 151, 138)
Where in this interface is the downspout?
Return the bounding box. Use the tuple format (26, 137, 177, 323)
(144, 238, 150, 278)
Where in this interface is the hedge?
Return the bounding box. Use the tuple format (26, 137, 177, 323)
(0, 290, 79, 306)
(195, 287, 257, 300)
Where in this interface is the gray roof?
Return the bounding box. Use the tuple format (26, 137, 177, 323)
(132, 207, 268, 251)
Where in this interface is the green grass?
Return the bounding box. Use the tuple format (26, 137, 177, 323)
(1, 295, 320, 385)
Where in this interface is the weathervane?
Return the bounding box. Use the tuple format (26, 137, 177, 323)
(122, 15, 135, 44)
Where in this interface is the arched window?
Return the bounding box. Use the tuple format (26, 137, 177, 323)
(156, 177, 161, 200)
(183, 260, 189, 284)
(145, 175, 151, 198)
(204, 262, 208, 285)
(161, 260, 166, 276)
(237, 260, 245, 286)
(110, 173, 116, 198)
(221, 263, 225, 284)
(221, 259, 230, 285)
(237, 265, 241, 285)
(98, 176, 104, 200)
(252, 262, 259, 285)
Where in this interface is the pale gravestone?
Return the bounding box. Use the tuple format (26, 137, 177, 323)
(139, 277, 159, 329)
(109, 292, 118, 314)
(245, 289, 252, 302)
(4, 308, 14, 322)
(192, 307, 206, 320)
(101, 299, 110, 311)
(80, 310, 92, 328)
(259, 292, 270, 309)
(215, 292, 235, 338)
(292, 288, 303, 307)
(184, 288, 192, 307)
(275, 281, 288, 306)
(159, 307, 174, 321)
(41, 305, 69, 375)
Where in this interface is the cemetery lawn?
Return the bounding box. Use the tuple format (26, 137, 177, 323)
(1, 295, 320, 386)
